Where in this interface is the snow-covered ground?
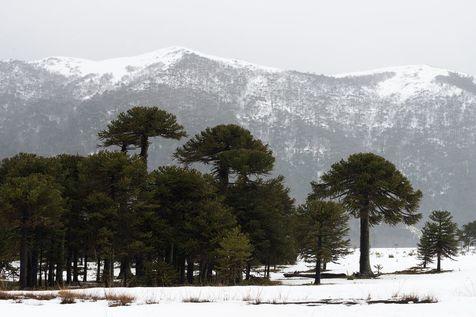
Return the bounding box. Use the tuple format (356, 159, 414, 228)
(1, 247, 475, 316)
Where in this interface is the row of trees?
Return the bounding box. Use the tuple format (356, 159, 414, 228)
(0, 107, 297, 289)
(0, 105, 471, 289)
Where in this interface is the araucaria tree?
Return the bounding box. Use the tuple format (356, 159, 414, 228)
(0, 174, 64, 289)
(297, 199, 350, 285)
(460, 220, 476, 249)
(311, 153, 422, 277)
(417, 224, 434, 268)
(174, 124, 274, 191)
(99, 106, 187, 164)
(419, 210, 458, 272)
(216, 228, 252, 285)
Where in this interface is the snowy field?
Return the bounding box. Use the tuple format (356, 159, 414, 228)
(1, 247, 475, 317)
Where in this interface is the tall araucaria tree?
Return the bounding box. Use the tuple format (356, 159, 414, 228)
(174, 124, 274, 191)
(311, 153, 422, 277)
(98, 106, 187, 164)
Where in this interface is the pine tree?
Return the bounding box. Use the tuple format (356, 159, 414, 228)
(424, 210, 459, 272)
(0, 174, 64, 289)
(311, 153, 422, 277)
(216, 227, 252, 285)
(460, 220, 476, 248)
(174, 124, 274, 191)
(146, 166, 236, 285)
(417, 224, 434, 268)
(53, 154, 86, 285)
(0, 153, 62, 288)
(225, 176, 296, 279)
(98, 106, 186, 164)
(79, 151, 147, 286)
(297, 199, 350, 285)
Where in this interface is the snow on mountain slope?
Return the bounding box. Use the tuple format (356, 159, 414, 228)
(337, 65, 469, 101)
(23, 48, 476, 107)
(28, 46, 281, 83)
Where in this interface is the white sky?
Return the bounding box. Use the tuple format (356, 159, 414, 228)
(1, 0, 475, 75)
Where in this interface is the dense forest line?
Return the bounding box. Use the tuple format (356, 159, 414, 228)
(0, 106, 475, 289)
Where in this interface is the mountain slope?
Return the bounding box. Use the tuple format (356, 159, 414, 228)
(2, 47, 476, 245)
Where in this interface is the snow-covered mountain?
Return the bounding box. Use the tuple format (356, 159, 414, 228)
(2, 47, 476, 245)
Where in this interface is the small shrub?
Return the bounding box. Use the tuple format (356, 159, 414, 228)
(240, 277, 281, 286)
(392, 293, 438, 303)
(145, 299, 160, 305)
(58, 290, 76, 304)
(388, 254, 395, 258)
(105, 293, 135, 307)
(182, 296, 213, 303)
(373, 264, 383, 275)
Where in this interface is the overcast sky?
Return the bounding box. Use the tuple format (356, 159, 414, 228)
(1, 0, 475, 75)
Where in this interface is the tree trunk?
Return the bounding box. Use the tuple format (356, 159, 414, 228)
(29, 248, 39, 288)
(314, 236, 322, 285)
(104, 258, 110, 287)
(245, 262, 251, 280)
(19, 218, 28, 289)
(96, 257, 101, 283)
(120, 257, 132, 286)
(139, 134, 149, 165)
(168, 243, 174, 265)
(83, 255, 88, 282)
(217, 164, 229, 193)
(38, 248, 43, 288)
(179, 257, 186, 284)
(437, 253, 441, 272)
(186, 258, 194, 284)
(66, 250, 72, 284)
(73, 251, 79, 283)
(135, 255, 145, 279)
(55, 239, 64, 287)
(359, 209, 373, 277)
(47, 261, 55, 287)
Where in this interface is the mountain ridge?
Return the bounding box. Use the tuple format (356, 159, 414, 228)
(1, 48, 476, 246)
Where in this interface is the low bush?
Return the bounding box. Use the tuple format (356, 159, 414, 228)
(182, 296, 213, 303)
(105, 292, 135, 307)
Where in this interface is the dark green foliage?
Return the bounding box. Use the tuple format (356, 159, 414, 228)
(215, 228, 252, 285)
(0, 173, 64, 289)
(146, 166, 236, 284)
(143, 260, 178, 287)
(418, 210, 458, 272)
(0, 153, 56, 181)
(460, 220, 476, 248)
(175, 124, 274, 190)
(0, 114, 303, 288)
(311, 153, 422, 276)
(79, 151, 147, 286)
(417, 224, 434, 268)
(226, 176, 296, 277)
(297, 199, 350, 285)
(99, 106, 186, 163)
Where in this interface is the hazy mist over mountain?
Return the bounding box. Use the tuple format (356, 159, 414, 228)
(1, 47, 476, 245)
